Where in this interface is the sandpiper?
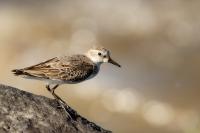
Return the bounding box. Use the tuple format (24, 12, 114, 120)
(12, 47, 121, 105)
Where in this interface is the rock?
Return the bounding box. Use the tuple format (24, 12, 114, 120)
(0, 84, 111, 133)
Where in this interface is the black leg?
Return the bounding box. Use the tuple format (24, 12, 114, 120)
(46, 84, 51, 92)
(46, 84, 66, 103)
(51, 85, 67, 104)
(45, 84, 73, 119)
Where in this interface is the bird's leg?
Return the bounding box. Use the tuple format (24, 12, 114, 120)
(46, 84, 61, 108)
(46, 84, 51, 92)
(46, 84, 65, 104)
(51, 85, 67, 104)
(46, 84, 73, 120)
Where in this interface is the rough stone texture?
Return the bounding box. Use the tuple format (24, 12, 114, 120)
(0, 84, 111, 133)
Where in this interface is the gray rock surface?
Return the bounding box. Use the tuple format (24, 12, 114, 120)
(0, 84, 111, 133)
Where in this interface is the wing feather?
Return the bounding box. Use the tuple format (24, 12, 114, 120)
(15, 55, 95, 82)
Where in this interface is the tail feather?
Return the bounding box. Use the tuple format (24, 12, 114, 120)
(12, 69, 24, 76)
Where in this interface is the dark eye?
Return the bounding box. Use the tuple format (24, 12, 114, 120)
(98, 52, 102, 56)
(103, 55, 107, 58)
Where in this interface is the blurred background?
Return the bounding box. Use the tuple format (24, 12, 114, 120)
(1, 0, 200, 133)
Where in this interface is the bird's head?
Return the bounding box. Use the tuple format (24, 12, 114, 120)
(86, 47, 121, 67)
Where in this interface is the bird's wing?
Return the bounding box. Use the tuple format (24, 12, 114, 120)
(15, 55, 95, 81)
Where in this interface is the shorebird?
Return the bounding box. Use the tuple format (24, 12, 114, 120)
(12, 47, 121, 106)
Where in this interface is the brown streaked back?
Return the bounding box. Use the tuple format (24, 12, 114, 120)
(12, 55, 97, 82)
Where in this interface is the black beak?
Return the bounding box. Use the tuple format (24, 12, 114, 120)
(108, 58, 121, 67)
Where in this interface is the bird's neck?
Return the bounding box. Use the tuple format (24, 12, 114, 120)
(94, 62, 102, 68)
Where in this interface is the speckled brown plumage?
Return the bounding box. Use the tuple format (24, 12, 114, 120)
(12, 48, 120, 117)
(12, 55, 98, 83)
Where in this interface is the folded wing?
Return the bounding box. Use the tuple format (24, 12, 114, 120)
(12, 55, 95, 82)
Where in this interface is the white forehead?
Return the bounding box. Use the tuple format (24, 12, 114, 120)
(89, 48, 110, 55)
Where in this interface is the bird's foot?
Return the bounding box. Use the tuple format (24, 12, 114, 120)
(56, 101, 63, 109)
(56, 99, 74, 120)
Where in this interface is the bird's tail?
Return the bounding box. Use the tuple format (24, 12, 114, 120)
(12, 69, 25, 76)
